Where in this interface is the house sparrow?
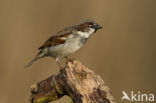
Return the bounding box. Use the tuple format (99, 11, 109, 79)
(25, 19, 102, 68)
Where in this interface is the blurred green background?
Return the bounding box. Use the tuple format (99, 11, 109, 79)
(0, 0, 155, 103)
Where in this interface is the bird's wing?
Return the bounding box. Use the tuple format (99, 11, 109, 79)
(38, 27, 73, 50)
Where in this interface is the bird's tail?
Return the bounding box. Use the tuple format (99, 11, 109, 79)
(24, 51, 45, 69)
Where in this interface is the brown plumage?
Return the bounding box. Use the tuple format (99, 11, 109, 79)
(38, 32, 71, 49)
(25, 19, 102, 68)
(77, 22, 93, 31)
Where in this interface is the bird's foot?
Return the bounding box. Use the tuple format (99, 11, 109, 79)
(56, 61, 63, 69)
(56, 58, 63, 69)
(65, 56, 76, 63)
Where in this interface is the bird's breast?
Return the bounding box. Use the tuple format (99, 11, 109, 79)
(63, 36, 83, 53)
(48, 36, 84, 58)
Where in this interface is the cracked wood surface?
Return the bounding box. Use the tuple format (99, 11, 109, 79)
(29, 59, 115, 103)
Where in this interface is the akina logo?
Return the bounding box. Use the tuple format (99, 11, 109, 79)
(121, 91, 154, 102)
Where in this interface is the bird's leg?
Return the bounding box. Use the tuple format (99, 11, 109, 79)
(56, 58, 62, 69)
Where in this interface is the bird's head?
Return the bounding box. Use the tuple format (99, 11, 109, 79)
(77, 19, 103, 31)
(75, 19, 102, 38)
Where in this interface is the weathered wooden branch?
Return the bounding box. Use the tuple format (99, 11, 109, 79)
(28, 59, 115, 103)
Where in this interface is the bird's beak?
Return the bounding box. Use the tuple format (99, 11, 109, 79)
(95, 24, 103, 29)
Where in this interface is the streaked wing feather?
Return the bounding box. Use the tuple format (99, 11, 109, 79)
(38, 27, 73, 49)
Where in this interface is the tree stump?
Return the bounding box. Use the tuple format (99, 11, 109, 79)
(28, 59, 115, 103)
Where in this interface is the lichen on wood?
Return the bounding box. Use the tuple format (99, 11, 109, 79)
(28, 59, 115, 103)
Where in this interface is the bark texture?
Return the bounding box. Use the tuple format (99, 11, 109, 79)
(29, 59, 115, 103)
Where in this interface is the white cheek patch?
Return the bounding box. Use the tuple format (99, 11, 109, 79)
(77, 28, 95, 38)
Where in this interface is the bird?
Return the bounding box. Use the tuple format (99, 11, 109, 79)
(25, 19, 102, 68)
